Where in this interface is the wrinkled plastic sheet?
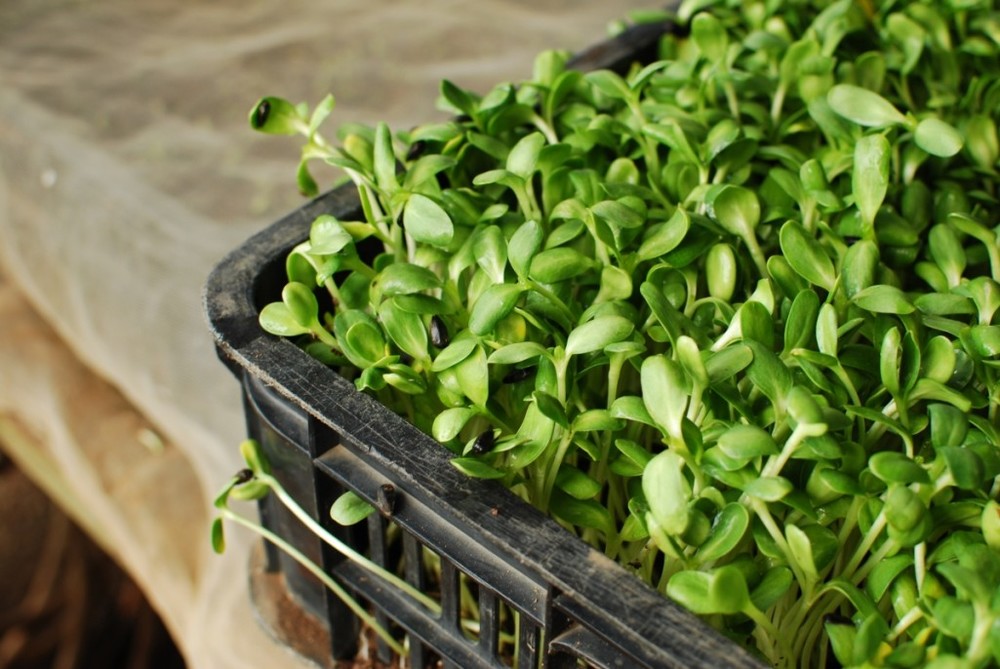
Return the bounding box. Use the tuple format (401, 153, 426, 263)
(0, 1, 654, 666)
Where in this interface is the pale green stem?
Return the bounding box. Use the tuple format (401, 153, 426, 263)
(525, 280, 577, 326)
(711, 165, 730, 184)
(218, 507, 406, 656)
(513, 183, 543, 225)
(850, 535, 898, 586)
(796, 607, 830, 669)
(832, 364, 863, 412)
(625, 98, 670, 207)
(554, 353, 570, 404)
(742, 232, 770, 279)
(540, 430, 575, 512)
(840, 510, 887, 582)
(835, 497, 863, 549)
(685, 383, 704, 423)
(583, 212, 613, 266)
(760, 423, 816, 480)
(592, 354, 627, 492)
(914, 542, 927, 598)
(888, 607, 924, 642)
(745, 605, 787, 667)
(749, 498, 810, 593)
(322, 277, 343, 308)
(967, 603, 996, 665)
(986, 238, 1000, 282)
(258, 472, 441, 613)
(529, 113, 559, 145)
(310, 317, 341, 350)
(723, 80, 741, 122)
(770, 83, 788, 126)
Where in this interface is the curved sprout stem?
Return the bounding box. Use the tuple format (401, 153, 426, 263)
(216, 506, 406, 656)
(257, 471, 442, 614)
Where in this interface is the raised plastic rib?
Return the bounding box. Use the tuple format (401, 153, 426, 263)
(549, 624, 620, 668)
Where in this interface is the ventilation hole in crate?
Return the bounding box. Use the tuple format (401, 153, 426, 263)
(456, 572, 481, 644)
(416, 544, 448, 614)
(491, 598, 520, 667)
(334, 506, 528, 667)
(451, 573, 522, 666)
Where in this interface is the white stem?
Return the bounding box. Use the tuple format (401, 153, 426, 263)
(260, 473, 441, 613)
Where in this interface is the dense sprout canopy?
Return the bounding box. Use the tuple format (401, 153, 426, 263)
(255, 1, 1000, 666)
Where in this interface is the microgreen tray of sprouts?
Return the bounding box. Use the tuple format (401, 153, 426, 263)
(236, 0, 1000, 666)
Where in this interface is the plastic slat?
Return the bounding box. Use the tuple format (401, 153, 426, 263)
(403, 533, 430, 669)
(440, 557, 460, 631)
(366, 513, 394, 664)
(478, 588, 501, 658)
(516, 618, 540, 669)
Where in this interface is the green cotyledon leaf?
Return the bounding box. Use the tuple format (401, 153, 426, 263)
(282, 282, 321, 328)
(914, 117, 964, 157)
(642, 450, 691, 536)
(432, 406, 478, 442)
(694, 503, 750, 562)
(249, 96, 306, 135)
(667, 565, 750, 616)
(779, 222, 835, 292)
(334, 310, 387, 368)
(565, 316, 635, 357)
(378, 298, 428, 361)
(330, 491, 376, 526)
(469, 284, 524, 336)
(259, 302, 311, 337)
(473, 225, 508, 284)
(506, 131, 546, 179)
(210, 517, 226, 554)
(853, 134, 890, 231)
(828, 85, 907, 128)
(455, 344, 489, 407)
(403, 193, 454, 248)
(451, 457, 505, 479)
(641, 355, 689, 441)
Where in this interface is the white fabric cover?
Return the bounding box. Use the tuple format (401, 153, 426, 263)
(0, 2, 654, 667)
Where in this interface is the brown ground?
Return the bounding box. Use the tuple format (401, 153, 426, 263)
(0, 451, 185, 669)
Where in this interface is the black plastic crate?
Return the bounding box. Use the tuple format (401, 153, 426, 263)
(205, 18, 766, 669)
